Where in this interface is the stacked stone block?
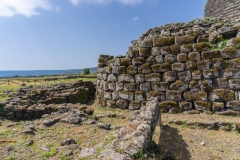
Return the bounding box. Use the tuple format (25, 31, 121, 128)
(96, 18, 240, 113)
(205, 0, 240, 20)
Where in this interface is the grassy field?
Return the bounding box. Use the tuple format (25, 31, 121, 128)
(0, 74, 97, 102)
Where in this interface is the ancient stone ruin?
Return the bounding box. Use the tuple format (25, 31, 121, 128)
(205, 0, 240, 20)
(0, 81, 95, 119)
(96, 17, 240, 114)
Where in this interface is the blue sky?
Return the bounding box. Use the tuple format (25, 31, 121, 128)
(0, 0, 206, 70)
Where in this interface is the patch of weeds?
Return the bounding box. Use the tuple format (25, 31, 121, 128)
(182, 120, 188, 128)
(96, 148, 104, 154)
(236, 130, 240, 135)
(79, 157, 90, 160)
(91, 139, 97, 145)
(4, 155, 15, 160)
(199, 110, 204, 114)
(132, 149, 144, 159)
(235, 44, 240, 49)
(189, 126, 195, 129)
(41, 145, 58, 158)
(59, 154, 73, 160)
(227, 123, 232, 130)
(179, 107, 184, 113)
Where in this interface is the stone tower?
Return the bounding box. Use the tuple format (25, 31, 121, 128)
(204, 0, 240, 20)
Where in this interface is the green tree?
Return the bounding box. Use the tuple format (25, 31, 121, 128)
(83, 68, 90, 75)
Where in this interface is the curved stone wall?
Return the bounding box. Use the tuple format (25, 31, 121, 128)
(204, 0, 240, 20)
(96, 17, 240, 113)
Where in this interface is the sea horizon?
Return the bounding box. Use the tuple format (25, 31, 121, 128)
(0, 67, 97, 78)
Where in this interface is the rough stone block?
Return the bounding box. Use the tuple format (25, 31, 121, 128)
(166, 90, 182, 101)
(118, 74, 135, 83)
(127, 65, 138, 75)
(170, 80, 188, 91)
(153, 37, 174, 47)
(152, 82, 169, 91)
(146, 56, 156, 64)
(139, 47, 151, 57)
(226, 100, 240, 111)
(229, 58, 240, 69)
(138, 63, 152, 74)
(161, 46, 171, 55)
(107, 74, 118, 83)
(194, 101, 212, 111)
(119, 91, 134, 101)
(105, 66, 112, 74)
(228, 79, 240, 90)
(135, 91, 145, 101)
(116, 82, 124, 91)
(164, 71, 177, 82)
(113, 66, 126, 74)
(108, 83, 116, 91)
(147, 91, 165, 101)
(213, 58, 223, 69)
(192, 42, 209, 52)
(192, 70, 202, 80)
(140, 82, 151, 92)
(135, 74, 145, 83)
(155, 55, 164, 63)
(212, 89, 235, 101)
(170, 44, 180, 54)
(97, 74, 103, 80)
(129, 101, 141, 110)
(177, 53, 187, 62)
(116, 100, 129, 109)
(212, 102, 224, 111)
(141, 39, 153, 48)
(203, 68, 220, 78)
(175, 36, 194, 45)
(159, 101, 178, 109)
(145, 73, 160, 82)
(185, 61, 197, 70)
(178, 71, 191, 82)
(120, 58, 131, 66)
(164, 54, 177, 63)
(214, 78, 227, 89)
(103, 82, 109, 91)
(189, 80, 200, 92)
(132, 57, 145, 66)
(106, 100, 116, 108)
(197, 60, 210, 70)
(183, 91, 207, 101)
(151, 47, 161, 56)
(151, 63, 171, 72)
(202, 50, 220, 60)
(220, 47, 240, 59)
(172, 62, 185, 71)
(128, 47, 139, 58)
(104, 92, 112, 100)
(179, 101, 192, 110)
(112, 91, 119, 100)
(114, 58, 121, 66)
(123, 83, 136, 92)
(199, 79, 213, 92)
(102, 74, 108, 81)
(223, 69, 240, 78)
(188, 52, 201, 61)
(180, 44, 192, 53)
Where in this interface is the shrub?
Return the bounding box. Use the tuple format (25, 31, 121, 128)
(83, 68, 90, 75)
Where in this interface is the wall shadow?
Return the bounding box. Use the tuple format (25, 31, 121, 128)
(158, 125, 191, 160)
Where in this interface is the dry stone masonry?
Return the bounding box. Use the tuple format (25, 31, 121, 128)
(96, 17, 240, 113)
(205, 0, 240, 20)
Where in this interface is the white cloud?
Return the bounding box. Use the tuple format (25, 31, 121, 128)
(133, 16, 139, 21)
(70, 0, 144, 5)
(0, 0, 52, 17)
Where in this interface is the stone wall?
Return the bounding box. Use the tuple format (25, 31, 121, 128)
(205, 0, 240, 20)
(96, 17, 240, 113)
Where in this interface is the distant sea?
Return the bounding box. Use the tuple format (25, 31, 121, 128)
(0, 67, 98, 78)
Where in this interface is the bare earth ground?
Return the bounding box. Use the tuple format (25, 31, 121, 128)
(0, 99, 240, 160)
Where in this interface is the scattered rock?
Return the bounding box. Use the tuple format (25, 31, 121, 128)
(25, 140, 34, 146)
(42, 119, 55, 126)
(61, 138, 77, 146)
(200, 141, 205, 146)
(97, 122, 111, 130)
(79, 148, 96, 158)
